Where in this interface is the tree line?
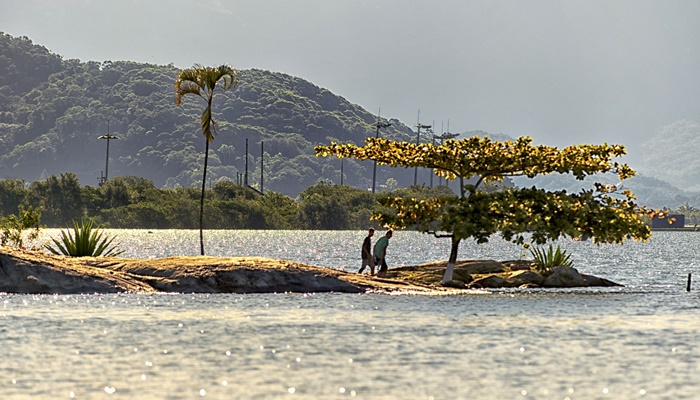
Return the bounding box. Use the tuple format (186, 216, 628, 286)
(0, 174, 452, 230)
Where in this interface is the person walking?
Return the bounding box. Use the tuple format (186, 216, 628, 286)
(358, 228, 375, 275)
(373, 230, 392, 278)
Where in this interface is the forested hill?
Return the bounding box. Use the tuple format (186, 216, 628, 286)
(0, 33, 419, 196)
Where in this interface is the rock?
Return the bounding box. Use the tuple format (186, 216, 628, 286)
(0, 247, 438, 294)
(507, 270, 544, 287)
(503, 260, 535, 271)
(398, 260, 504, 276)
(0, 250, 148, 294)
(542, 267, 622, 288)
(581, 273, 623, 287)
(451, 270, 473, 284)
(457, 260, 505, 274)
(441, 280, 466, 289)
(468, 275, 508, 289)
(542, 266, 587, 287)
(0, 247, 624, 293)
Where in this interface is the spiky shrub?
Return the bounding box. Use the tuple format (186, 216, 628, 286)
(529, 244, 573, 274)
(45, 219, 124, 257)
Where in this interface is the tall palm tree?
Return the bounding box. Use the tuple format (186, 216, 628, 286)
(175, 64, 239, 255)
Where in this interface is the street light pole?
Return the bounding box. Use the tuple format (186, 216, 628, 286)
(97, 121, 119, 185)
(371, 109, 392, 194)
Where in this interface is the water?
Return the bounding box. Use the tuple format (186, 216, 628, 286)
(2, 230, 700, 399)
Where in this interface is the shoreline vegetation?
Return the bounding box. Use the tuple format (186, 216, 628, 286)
(0, 176, 453, 230)
(0, 247, 621, 295)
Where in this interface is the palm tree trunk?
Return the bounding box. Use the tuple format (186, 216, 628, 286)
(441, 235, 461, 284)
(200, 140, 209, 256)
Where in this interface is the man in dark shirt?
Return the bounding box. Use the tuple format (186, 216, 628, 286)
(358, 228, 375, 275)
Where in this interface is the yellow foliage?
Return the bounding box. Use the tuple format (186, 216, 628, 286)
(316, 135, 652, 249)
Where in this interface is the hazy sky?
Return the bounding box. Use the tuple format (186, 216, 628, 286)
(3, 0, 700, 165)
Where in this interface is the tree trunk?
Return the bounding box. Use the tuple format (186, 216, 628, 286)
(441, 236, 461, 284)
(199, 140, 209, 256)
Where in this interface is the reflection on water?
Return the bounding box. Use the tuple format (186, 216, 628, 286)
(2, 292, 700, 399)
(3, 230, 700, 398)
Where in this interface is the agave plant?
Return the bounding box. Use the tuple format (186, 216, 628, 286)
(529, 244, 573, 273)
(45, 219, 124, 257)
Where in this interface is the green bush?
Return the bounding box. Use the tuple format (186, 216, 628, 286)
(0, 205, 43, 248)
(45, 219, 124, 257)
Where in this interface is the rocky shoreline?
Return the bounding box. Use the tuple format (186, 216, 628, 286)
(0, 247, 621, 295)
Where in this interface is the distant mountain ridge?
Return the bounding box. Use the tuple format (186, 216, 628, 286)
(514, 173, 699, 209)
(0, 32, 423, 196)
(638, 120, 700, 191)
(0, 32, 697, 207)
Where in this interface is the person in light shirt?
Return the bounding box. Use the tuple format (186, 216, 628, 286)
(373, 230, 392, 278)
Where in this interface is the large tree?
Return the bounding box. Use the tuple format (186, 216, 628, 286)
(316, 136, 653, 284)
(175, 64, 239, 255)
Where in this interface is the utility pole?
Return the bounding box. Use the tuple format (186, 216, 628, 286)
(260, 141, 264, 194)
(430, 120, 435, 188)
(438, 121, 444, 186)
(97, 120, 118, 186)
(414, 110, 431, 186)
(245, 138, 249, 186)
(433, 120, 459, 189)
(371, 108, 392, 194)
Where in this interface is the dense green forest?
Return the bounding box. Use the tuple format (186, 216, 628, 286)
(0, 32, 432, 197)
(0, 174, 453, 229)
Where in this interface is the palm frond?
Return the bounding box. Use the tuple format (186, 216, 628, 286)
(174, 81, 203, 105)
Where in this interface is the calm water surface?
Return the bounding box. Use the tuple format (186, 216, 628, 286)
(2, 230, 700, 399)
